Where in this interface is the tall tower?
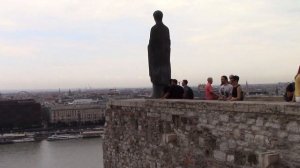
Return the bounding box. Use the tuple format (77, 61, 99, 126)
(246, 81, 249, 95)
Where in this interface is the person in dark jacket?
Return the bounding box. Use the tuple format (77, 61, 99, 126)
(162, 79, 183, 99)
(182, 80, 194, 99)
(284, 82, 295, 102)
(230, 75, 243, 101)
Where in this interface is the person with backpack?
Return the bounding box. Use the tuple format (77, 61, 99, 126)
(284, 82, 295, 102)
(182, 79, 194, 99)
(230, 75, 244, 101)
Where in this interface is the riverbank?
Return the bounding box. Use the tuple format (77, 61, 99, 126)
(0, 126, 104, 144)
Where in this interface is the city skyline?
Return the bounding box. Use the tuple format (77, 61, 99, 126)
(0, 0, 299, 90)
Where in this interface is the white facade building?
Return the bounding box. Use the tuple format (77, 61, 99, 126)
(49, 103, 105, 124)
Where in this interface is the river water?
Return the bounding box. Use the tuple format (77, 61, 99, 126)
(0, 138, 103, 168)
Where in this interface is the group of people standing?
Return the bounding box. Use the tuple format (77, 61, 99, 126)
(147, 10, 300, 103)
(162, 79, 194, 99)
(160, 75, 242, 101)
(205, 75, 243, 101)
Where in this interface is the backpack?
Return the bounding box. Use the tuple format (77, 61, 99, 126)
(284, 82, 295, 102)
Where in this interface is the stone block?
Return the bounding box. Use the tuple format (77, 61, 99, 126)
(211, 129, 219, 136)
(265, 104, 283, 113)
(184, 111, 197, 118)
(233, 129, 241, 139)
(162, 133, 177, 144)
(248, 104, 266, 113)
(199, 137, 205, 147)
(228, 139, 237, 149)
(206, 124, 216, 130)
(285, 104, 300, 115)
(219, 114, 229, 122)
(185, 125, 191, 131)
(238, 124, 248, 129)
(247, 119, 256, 125)
(211, 120, 219, 126)
(206, 102, 220, 111)
(197, 102, 208, 110)
(266, 104, 285, 113)
(234, 115, 241, 122)
(198, 116, 208, 124)
(138, 125, 142, 131)
(265, 122, 281, 129)
(258, 151, 280, 168)
(236, 140, 249, 149)
(286, 121, 300, 133)
(170, 110, 185, 116)
(233, 114, 247, 123)
(254, 135, 265, 144)
(219, 102, 234, 111)
(105, 116, 110, 121)
(198, 114, 207, 124)
(251, 126, 260, 131)
(147, 112, 160, 118)
(227, 154, 235, 162)
(220, 142, 229, 151)
(277, 131, 288, 138)
(233, 103, 249, 112)
(143, 148, 152, 155)
(256, 117, 264, 127)
(161, 113, 172, 122)
(288, 134, 300, 142)
(245, 134, 254, 143)
(213, 150, 226, 161)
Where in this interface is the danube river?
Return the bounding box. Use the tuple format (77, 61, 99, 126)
(0, 138, 103, 168)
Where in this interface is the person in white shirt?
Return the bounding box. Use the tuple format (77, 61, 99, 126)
(219, 75, 233, 101)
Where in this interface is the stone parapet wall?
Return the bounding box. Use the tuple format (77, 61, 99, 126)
(103, 99, 300, 168)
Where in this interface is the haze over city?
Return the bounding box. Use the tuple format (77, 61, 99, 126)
(0, 0, 299, 90)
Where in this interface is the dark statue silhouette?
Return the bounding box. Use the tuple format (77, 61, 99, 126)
(148, 10, 171, 98)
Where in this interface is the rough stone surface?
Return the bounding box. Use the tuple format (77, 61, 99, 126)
(214, 150, 226, 161)
(104, 99, 300, 168)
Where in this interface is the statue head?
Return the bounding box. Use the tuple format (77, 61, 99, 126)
(153, 10, 163, 23)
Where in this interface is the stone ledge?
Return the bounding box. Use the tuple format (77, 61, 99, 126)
(104, 99, 300, 168)
(107, 99, 300, 116)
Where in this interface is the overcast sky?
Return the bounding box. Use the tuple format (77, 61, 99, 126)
(0, 0, 299, 90)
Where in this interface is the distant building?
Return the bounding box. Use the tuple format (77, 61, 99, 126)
(108, 89, 120, 95)
(0, 99, 42, 129)
(48, 102, 105, 125)
(248, 90, 269, 95)
(69, 99, 99, 105)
